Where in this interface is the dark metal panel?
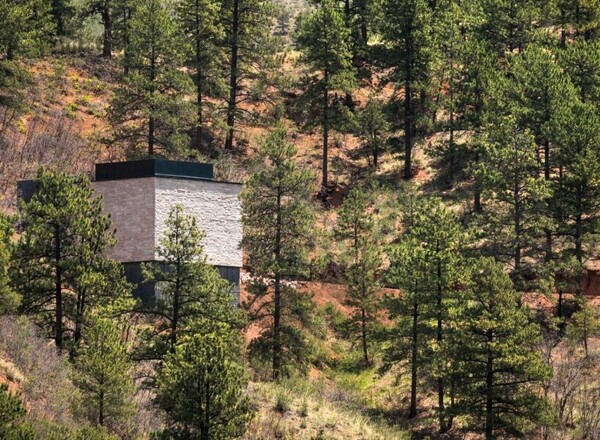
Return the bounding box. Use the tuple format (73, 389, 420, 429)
(17, 180, 38, 203)
(95, 159, 214, 182)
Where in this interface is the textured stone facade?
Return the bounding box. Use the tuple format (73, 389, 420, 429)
(93, 177, 156, 263)
(155, 178, 242, 268)
(93, 177, 243, 269)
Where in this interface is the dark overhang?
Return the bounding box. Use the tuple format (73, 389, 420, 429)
(95, 159, 214, 182)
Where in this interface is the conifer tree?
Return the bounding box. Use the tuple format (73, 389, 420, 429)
(560, 39, 600, 107)
(356, 97, 389, 170)
(241, 126, 315, 380)
(336, 187, 382, 364)
(295, 0, 356, 196)
(0, 214, 19, 315)
(0, 383, 34, 440)
(74, 315, 134, 431)
(109, 0, 194, 157)
(555, 0, 600, 41)
(551, 101, 600, 271)
(12, 169, 130, 350)
(0, 0, 54, 61)
(220, 0, 280, 150)
(474, 0, 541, 56)
(176, 0, 224, 151)
(83, 0, 116, 57)
(155, 320, 252, 439)
(138, 205, 241, 360)
(452, 258, 550, 439)
(475, 117, 550, 287)
(380, 0, 433, 179)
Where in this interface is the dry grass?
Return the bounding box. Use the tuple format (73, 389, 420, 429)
(243, 380, 409, 440)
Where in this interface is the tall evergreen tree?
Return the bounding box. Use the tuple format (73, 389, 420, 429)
(109, 0, 194, 157)
(0, 214, 19, 315)
(176, 0, 224, 151)
(138, 205, 241, 360)
(295, 0, 356, 196)
(560, 39, 600, 107)
(474, 117, 550, 287)
(356, 97, 389, 170)
(380, 0, 433, 179)
(336, 187, 382, 364)
(386, 193, 465, 423)
(241, 126, 315, 380)
(83, 0, 116, 57)
(451, 258, 550, 439)
(0, 0, 54, 61)
(474, 0, 541, 56)
(220, 0, 280, 150)
(156, 320, 252, 439)
(74, 315, 135, 431)
(12, 169, 130, 350)
(551, 101, 600, 274)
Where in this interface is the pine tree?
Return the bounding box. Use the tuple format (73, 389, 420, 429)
(241, 126, 315, 380)
(336, 187, 382, 364)
(0, 0, 54, 61)
(474, 116, 550, 287)
(551, 101, 600, 272)
(0, 383, 34, 440)
(109, 0, 194, 157)
(83, 0, 116, 57)
(155, 320, 252, 439)
(560, 38, 600, 106)
(176, 0, 224, 151)
(474, 0, 541, 56)
(451, 257, 551, 439)
(220, 0, 280, 150)
(12, 169, 130, 350)
(0, 214, 19, 315)
(295, 0, 356, 196)
(50, 0, 74, 37)
(555, 0, 600, 42)
(74, 315, 134, 431)
(138, 205, 241, 361)
(356, 97, 389, 170)
(386, 193, 466, 426)
(380, 0, 433, 179)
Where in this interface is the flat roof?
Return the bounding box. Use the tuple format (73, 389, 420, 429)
(95, 159, 214, 182)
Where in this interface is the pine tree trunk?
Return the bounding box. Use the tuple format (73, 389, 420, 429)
(321, 71, 330, 197)
(54, 224, 63, 349)
(273, 189, 283, 380)
(202, 378, 211, 439)
(485, 329, 494, 440)
(101, 7, 112, 57)
(409, 297, 418, 418)
(436, 255, 447, 433)
(195, 9, 204, 151)
(225, 0, 239, 151)
(361, 307, 368, 364)
(404, 76, 412, 179)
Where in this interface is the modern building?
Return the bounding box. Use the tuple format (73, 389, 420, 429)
(19, 159, 243, 303)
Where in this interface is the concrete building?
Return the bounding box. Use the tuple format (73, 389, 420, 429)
(19, 159, 243, 303)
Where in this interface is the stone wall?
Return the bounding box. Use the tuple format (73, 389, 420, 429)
(93, 177, 156, 263)
(155, 178, 243, 268)
(93, 177, 243, 270)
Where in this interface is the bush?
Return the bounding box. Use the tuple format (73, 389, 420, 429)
(273, 389, 292, 413)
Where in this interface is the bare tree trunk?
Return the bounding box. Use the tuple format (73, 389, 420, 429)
(101, 7, 113, 57)
(321, 70, 330, 197)
(225, 0, 239, 151)
(54, 223, 63, 349)
(409, 296, 418, 418)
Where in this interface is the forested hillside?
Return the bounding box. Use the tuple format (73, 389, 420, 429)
(1, 0, 600, 439)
